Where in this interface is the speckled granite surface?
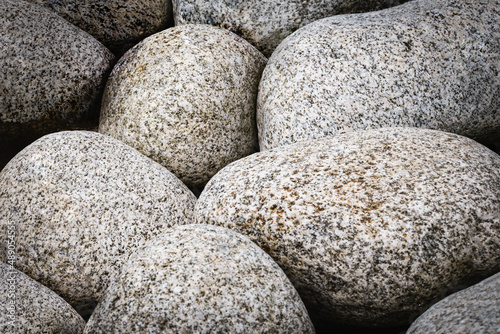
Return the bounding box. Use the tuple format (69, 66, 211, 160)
(407, 272, 500, 334)
(173, 0, 407, 56)
(25, 0, 172, 55)
(0, 262, 85, 334)
(84, 224, 315, 333)
(257, 0, 500, 150)
(99, 24, 267, 188)
(0, 131, 196, 317)
(0, 0, 114, 157)
(195, 127, 500, 328)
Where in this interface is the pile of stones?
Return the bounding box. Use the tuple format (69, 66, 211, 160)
(1, 0, 498, 333)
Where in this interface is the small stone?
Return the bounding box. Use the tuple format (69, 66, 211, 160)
(195, 127, 500, 328)
(407, 272, 500, 334)
(84, 224, 315, 333)
(0, 262, 85, 334)
(24, 0, 172, 55)
(172, 0, 407, 56)
(0, 131, 196, 317)
(99, 24, 267, 188)
(257, 0, 500, 150)
(0, 0, 114, 160)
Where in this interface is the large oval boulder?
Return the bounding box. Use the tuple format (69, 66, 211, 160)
(407, 272, 500, 334)
(99, 24, 267, 188)
(84, 224, 314, 333)
(195, 127, 500, 328)
(0, 131, 196, 317)
(257, 0, 500, 150)
(173, 0, 407, 56)
(0, 0, 114, 163)
(0, 262, 85, 334)
(25, 0, 172, 55)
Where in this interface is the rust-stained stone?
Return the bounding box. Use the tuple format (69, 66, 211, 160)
(0, 131, 197, 318)
(257, 0, 500, 151)
(84, 225, 315, 333)
(195, 127, 500, 328)
(0, 262, 85, 334)
(99, 24, 267, 188)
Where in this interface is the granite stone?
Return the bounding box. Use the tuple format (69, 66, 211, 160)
(195, 127, 500, 328)
(257, 0, 500, 151)
(0, 262, 85, 334)
(0, 0, 114, 159)
(84, 224, 315, 333)
(172, 0, 407, 57)
(0, 131, 197, 317)
(25, 0, 172, 55)
(99, 24, 267, 188)
(407, 272, 500, 334)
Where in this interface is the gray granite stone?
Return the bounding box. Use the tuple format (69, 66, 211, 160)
(0, 0, 114, 158)
(0, 131, 197, 317)
(99, 24, 267, 188)
(173, 0, 407, 57)
(407, 272, 500, 334)
(257, 0, 500, 151)
(84, 224, 315, 333)
(195, 127, 500, 328)
(25, 0, 172, 55)
(0, 262, 85, 334)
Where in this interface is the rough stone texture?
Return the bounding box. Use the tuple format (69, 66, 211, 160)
(407, 272, 500, 334)
(173, 0, 407, 57)
(25, 0, 172, 55)
(0, 262, 85, 334)
(257, 0, 500, 151)
(0, 0, 114, 164)
(99, 24, 267, 188)
(84, 224, 315, 333)
(0, 131, 197, 317)
(195, 127, 500, 328)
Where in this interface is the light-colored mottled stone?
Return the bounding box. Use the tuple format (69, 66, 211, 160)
(257, 0, 500, 151)
(0, 262, 85, 334)
(173, 0, 407, 56)
(195, 127, 500, 328)
(0, 0, 114, 158)
(84, 224, 315, 333)
(0, 131, 196, 317)
(25, 0, 172, 55)
(99, 24, 267, 188)
(407, 272, 500, 334)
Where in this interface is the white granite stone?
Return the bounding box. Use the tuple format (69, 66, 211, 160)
(407, 272, 500, 334)
(257, 0, 500, 151)
(0, 131, 197, 317)
(99, 24, 267, 188)
(0, 262, 85, 334)
(84, 224, 314, 333)
(173, 0, 407, 56)
(0, 0, 114, 157)
(195, 127, 500, 328)
(25, 0, 172, 55)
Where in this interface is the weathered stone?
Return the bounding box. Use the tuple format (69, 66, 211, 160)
(84, 224, 314, 333)
(257, 0, 500, 150)
(173, 0, 407, 56)
(195, 127, 500, 328)
(0, 262, 85, 334)
(407, 272, 500, 334)
(0, 131, 196, 317)
(99, 24, 267, 188)
(0, 0, 114, 162)
(25, 0, 172, 55)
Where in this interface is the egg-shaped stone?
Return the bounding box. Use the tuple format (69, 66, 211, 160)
(0, 131, 196, 317)
(84, 224, 314, 333)
(195, 127, 500, 328)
